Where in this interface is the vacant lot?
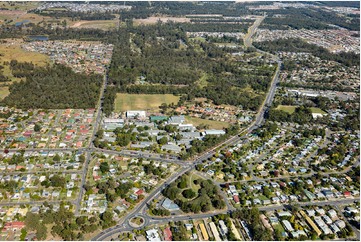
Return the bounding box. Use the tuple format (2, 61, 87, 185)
(115, 93, 180, 112)
(133, 16, 190, 25)
(185, 116, 230, 129)
(276, 105, 326, 114)
(70, 20, 118, 30)
(0, 87, 9, 100)
(0, 43, 49, 82)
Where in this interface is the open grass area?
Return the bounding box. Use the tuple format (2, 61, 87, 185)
(185, 116, 230, 129)
(276, 105, 296, 114)
(310, 107, 326, 114)
(0, 43, 50, 82)
(276, 105, 326, 114)
(0, 87, 9, 100)
(115, 93, 180, 112)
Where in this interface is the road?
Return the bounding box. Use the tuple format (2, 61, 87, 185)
(93, 197, 359, 241)
(74, 73, 108, 215)
(243, 14, 266, 48)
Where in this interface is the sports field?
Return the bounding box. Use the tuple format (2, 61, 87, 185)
(185, 116, 230, 129)
(115, 93, 180, 112)
(276, 105, 326, 114)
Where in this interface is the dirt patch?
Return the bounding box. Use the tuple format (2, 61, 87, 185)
(134, 16, 190, 25)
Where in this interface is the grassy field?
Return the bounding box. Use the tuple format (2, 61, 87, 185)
(185, 116, 230, 129)
(115, 93, 180, 112)
(0, 87, 9, 100)
(0, 43, 50, 82)
(276, 105, 326, 114)
(276, 105, 296, 114)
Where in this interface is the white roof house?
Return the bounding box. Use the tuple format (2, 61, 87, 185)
(202, 129, 226, 136)
(146, 229, 161, 241)
(282, 220, 294, 232)
(126, 110, 146, 119)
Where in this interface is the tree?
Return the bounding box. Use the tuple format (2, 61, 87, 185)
(36, 224, 47, 240)
(100, 162, 110, 173)
(96, 129, 104, 139)
(34, 123, 41, 132)
(182, 189, 196, 199)
(158, 136, 168, 145)
(53, 154, 61, 162)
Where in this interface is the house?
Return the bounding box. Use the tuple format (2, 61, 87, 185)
(202, 129, 226, 136)
(161, 144, 182, 153)
(343, 191, 352, 197)
(335, 220, 346, 229)
(218, 220, 228, 236)
(209, 222, 221, 241)
(168, 116, 185, 125)
(322, 215, 333, 227)
(184, 224, 193, 231)
(199, 223, 209, 241)
(282, 220, 294, 232)
(163, 227, 172, 241)
(125, 110, 146, 119)
(233, 195, 240, 204)
(150, 116, 168, 122)
(2, 221, 25, 231)
(277, 211, 292, 217)
(291, 230, 307, 238)
(327, 209, 338, 220)
(162, 198, 180, 211)
(146, 229, 161, 241)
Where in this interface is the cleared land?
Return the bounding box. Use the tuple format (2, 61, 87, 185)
(276, 105, 326, 114)
(0, 87, 9, 100)
(185, 116, 230, 129)
(115, 93, 180, 112)
(70, 20, 118, 30)
(0, 43, 50, 82)
(133, 16, 190, 25)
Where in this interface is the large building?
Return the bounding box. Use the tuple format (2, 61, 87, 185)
(209, 222, 222, 241)
(126, 110, 146, 119)
(102, 118, 124, 130)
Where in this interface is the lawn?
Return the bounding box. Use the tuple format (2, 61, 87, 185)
(275, 105, 296, 114)
(0, 43, 50, 82)
(310, 107, 326, 114)
(185, 116, 230, 129)
(114, 93, 180, 112)
(0, 87, 9, 100)
(276, 105, 326, 114)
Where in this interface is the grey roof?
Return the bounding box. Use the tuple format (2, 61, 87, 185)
(162, 198, 180, 211)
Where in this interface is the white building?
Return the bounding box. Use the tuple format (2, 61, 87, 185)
(126, 111, 146, 119)
(146, 229, 161, 241)
(202, 129, 226, 136)
(218, 220, 228, 236)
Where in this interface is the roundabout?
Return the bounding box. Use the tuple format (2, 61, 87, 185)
(128, 215, 147, 228)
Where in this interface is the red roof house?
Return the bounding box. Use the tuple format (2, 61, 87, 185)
(163, 227, 172, 241)
(233, 195, 240, 204)
(3, 221, 25, 231)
